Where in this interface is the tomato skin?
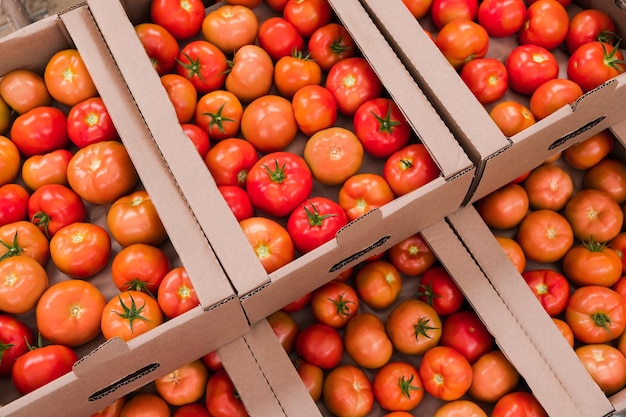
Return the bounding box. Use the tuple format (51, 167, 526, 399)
(383, 143, 440, 197)
(355, 260, 403, 310)
(240, 216, 294, 273)
(311, 280, 359, 329)
(0, 184, 29, 227)
(521, 269, 570, 316)
(0, 256, 48, 315)
(419, 345, 473, 401)
(562, 129, 615, 170)
(303, 127, 364, 186)
(241, 95, 298, 152)
(0, 314, 35, 375)
(515, 209, 574, 263)
(496, 235, 526, 274)
(430, 0, 478, 29)
(522, 163, 573, 211)
(296, 359, 324, 401)
(195, 89, 243, 141)
(101, 290, 165, 342)
(563, 242, 622, 287)
(10, 106, 69, 157)
(150, 0, 205, 40)
(267, 309, 299, 353)
(295, 323, 344, 369)
(135, 22, 180, 75)
(173, 402, 211, 417)
(505, 44, 559, 95)
(477, 0, 526, 38)
(489, 100, 536, 136)
(218, 185, 255, 222)
(0, 69, 51, 114)
(492, 391, 548, 417)
(417, 266, 465, 316)
(460, 58, 509, 105)
(323, 365, 374, 417)
(287, 197, 349, 254)
(475, 183, 529, 230)
(161, 74, 198, 124)
(567, 41, 626, 93)
(584, 159, 626, 204)
(155, 360, 209, 406)
(338, 173, 395, 222)
(388, 233, 436, 276)
(0, 136, 20, 186)
(44, 49, 97, 106)
(90, 396, 126, 417)
(353, 98, 411, 159)
(257, 17, 304, 62)
(435, 19, 489, 71)
(564, 188, 623, 243)
(176, 40, 228, 94)
(202, 5, 259, 54)
(529, 78, 583, 120)
(225, 44, 274, 104)
(283, 0, 333, 38)
(469, 350, 520, 403)
(21, 148, 73, 191)
(120, 393, 170, 417)
(518, 0, 569, 50)
(386, 299, 442, 355)
(274, 52, 323, 100)
(566, 285, 626, 344)
(204, 138, 259, 189)
(565, 9, 616, 54)
(373, 361, 424, 412)
(11, 343, 78, 395)
(292, 85, 338, 137)
(439, 310, 494, 364)
(307, 23, 356, 71)
(67, 97, 119, 148)
(434, 400, 487, 417)
(106, 190, 168, 248)
(28, 184, 87, 238)
(181, 123, 210, 158)
(112, 243, 171, 294)
(157, 266, 201, 319)
(552, 317, 575, 347)
(50, 222, 112, 279)
(402, 0, 433, 19)
(344, 312, 393, 369)
(325, 57, 383, 117)
(576, 343, 626, 395)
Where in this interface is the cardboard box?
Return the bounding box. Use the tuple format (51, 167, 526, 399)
(86, 0, 476, 325)
(0, 5, 249, 416)
(359, 0, 626, 204)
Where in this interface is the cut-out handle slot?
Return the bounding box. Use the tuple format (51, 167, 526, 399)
(88, 363, 160, 401)
(329, 236, 391, 273)
(549, 116, 606, 150)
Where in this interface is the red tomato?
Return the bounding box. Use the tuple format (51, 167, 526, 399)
(344, 313, 393, 369)
(567, 41, 626, 93)
(101, 290, 165, 341)
(402, 0, 434, 19)
(468, 350, 520, 403)
(323, 365, 374, 417)
(563, 242, 622, 287)
(181, 123, 210, 158)
(0, 184, 29, 227)
(611, 233, 626, 274)
(205, 369, 249, 417)
(11, 343, 77, 395)
(241, 95, 298, 152)
(295, 323, 344, 369)
(325, 57, 383, 116)
(386, 299, 442, 355)
(419, 345, 473, 401)
(274, 51, 323, 100)
(204, 138, 259, 188)
(388, 233, 437, 276)
(21, 148, 73, 191)
(383, 143, 440, 196)
(176, 40, 228, 94)
(202, 5, 259, 54)
(522, 163, 574, 211)
(239, 216, 294, 273)
(287, 197, 349, 254)
(477, 0, 526, 38)
(338, 173, 395, 221)
(576, 343, 626, 395)
(195, 89, 243, 141)
(373, 361, 424, 412)
(0, 256, 48, 314)
(257, 17, 304, 62)
(562, 129, 615, 170)
(354, 260, 403, 310)
(521, 269, 570, 316)
(135, 22, 180, 75)
(106, 190, 168, 248)
(218, 185, 255, 222)
(430, 0, 478, 29)
(489, 100, 536, 136)
(307, 23, 356, 71)
(529, 78, 584, 120)
(435, 19, 489, 71)
(515, 209, 574, 263)
(565, 9, 617, 54)
(564, 188, 623, 243)
(283, 0, 333, 38)
(161, 74, 198, 124)
(296, 359, 324, 401)
(505, 44, 559, 95)
(67, 97, 119, 148)
(566, 285, 626, 344)
(10, 106, 69, 157)
(439, 309, 494, 364)
(28, 183, 87, 238)
(518, 0, 569, 50)
(492, 391, 548, 417)
(584, 158, 626, 204)
(460, 58, 509, 104)
(50, 222, 111, 279)
(173, 402, 211, 417)
(225, 44, 274, 104)
(0, 314, 34, 375)
(266, 309, 299, 353)
(155, 360, 209, 406)
(111, 243, 171, 294)
(474, 183, 529, 230)
(44, 49, 97, 106)
(292, 84, 338, 136)
(0, 136, 20, 186)
(0, 220, 50, 266)
(150, 0, 205, 40)
(246, 151, 313, 218)
(157, 266, 201, 319)
(353, 97, 411, 159)
(0, 69, 51, 114)
(281, 291, 312, 312)
(310, 280, 359, 328)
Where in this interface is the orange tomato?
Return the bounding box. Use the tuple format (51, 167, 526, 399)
(522, 163, 574, 211)
(239, 216, 294, 273)
(552, 317, 574, 347)
(386, 299, 442, 355)
(419, 345, 473, 401)
(240, 94, 298, 152)
(564, 188, 623, 243)
(468, 350, 520, 403)
(303, 127, 364, 186)
(154, 360, 209, 406)
(475, 183, 529, 230)
(106, 190, 168, 248)
(495, 235, 526, 274)
(0, 256, 48, 315)
(583, 158, 626, 204)
(120, 394, 170, 417)
(354, 260, 403, 309)
(434, 400, 487, 417)
(0, 136, 20, 186)
(0, 69, 51, 114)
(0, 220, 50, 266)
(489, 101, 536, 136)
(225, 44, 274, 104)
(576, 343, 626, 395)
(201, 4, 258, 54)
(160, 73, 197, 123)
(562, 242, 623, 287)
(50, 222, 112, 279)
(344, 313, 393, 369)
(515, 209, 574, 263)
(562, 129, 615, 170)
(101, 290, 165, 341)
(21, 149, 73, 190)
(44, 49, 97, 106)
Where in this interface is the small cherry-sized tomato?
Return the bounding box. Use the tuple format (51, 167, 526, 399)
(202, 4, 259, 54)
(518, 0, 569, 51)
(563, 241, 623, 287)
(567, 41, 626, 93)
(323, 365, 374, 417)
(419, 345, 473, 401)
(107, 190, 169, 248)
(430, 0, 478, 29)
(354, 260, 403, 310)
(111, 243, 171, 294)
(161, 74, 198, 124)
(134, 22, 180, 75)
(283, 0, 333, 38)
(11, 341, 77, 395)
(204, 138, 259, 188)
(325, 57, 383, 117)
(468, 350, 520, 403)
(0, 69, 51, 114)
(529, 78, 584, 120)
(274, 51, 323, 100)
(492, 391, 548, 417)
(10, 106, 69, 157)
(0, 136, 20, 186)
(0, 184, 29, 227)
(386, 299, 442, 355)
(474, 182, 529, 230)
(565, 285, 626, 344)
(195, 89, 243, 141)
(28, 183, 87, 238)
(157, 266, 201, 319)
(307, 22, 356, 71)
(241, 95, 298, 153)
(44, 49, 97, 106)
(295, 322, 344, 369)
(373, 361, 424, 412)
(417, 265, 465, 316)
(565, 9, 616, 54)
(516, 209, 574, 263)
(338, 173, 395, 222)
(287, 197, 349, 254)
(21, 148, 73, 191)
(388, 233, 437, 276)
(225, 44, 274, 104)
(522, 269, 570, 317)
(506, 44, 559, 95)
(101, 290, 165, 342)
(205, 369, 249, 417)
(562, 129, 615, 170)
(0, 314, 35, 375)
(240, 216, 295, 273)
(257, 17, 304, 62)
(67, 97, 119, 148)
(435, 19, 489, 71)
(353, 97, 411, 159)
(292, 84, 338, 137)
(439, 309, 494, 364)
(181, 123, 210, 158)
(218, 185, 255, 222)
(477, 0, 526, 38)
(154, 359, 209, 406)
(50, 222, 112, 279)
(150, 0, 205, 40)
(311, 280, 359, 329)
(460, 58, 509, 105)
(489, 101, 536, 136)
(576, 343, 626, 395)
(383, 143, 440, 196)
(176, 40, 228, 94)
(0, 256, 48, 315)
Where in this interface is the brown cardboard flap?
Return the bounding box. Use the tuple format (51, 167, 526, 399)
(73, 338, 130, 377)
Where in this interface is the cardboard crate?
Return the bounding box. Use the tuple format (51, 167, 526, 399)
(85, 0, 476, 325)
(0, 5, 250, 416)
(359, 0, 626, 204)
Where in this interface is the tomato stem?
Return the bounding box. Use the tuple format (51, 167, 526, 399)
(0, 232, 23, 261)
(592, 312, 613, 337)
(414, 317, 439, 340)
(114, 293, 152, 335)
(304, 200, 337, 227)
(370, 104, 400, 134)
(202, 102, 237, 134)
(398, 374, 422, 399)
(328, 293, 356, 319)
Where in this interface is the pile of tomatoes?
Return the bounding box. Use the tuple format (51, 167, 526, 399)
(403, 0, 625, 137)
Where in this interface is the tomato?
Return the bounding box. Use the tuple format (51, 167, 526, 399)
(529, 78, 584, 120)
(611, 233, 626, 273)
(205, 369, 249, 417)
(475, 183, 529, 230)
(281, 291, 312, 312)
(492, 391, 548, 417)
(225, 0, 261, 6)
(576, 343, 626, 395)
(28, 183, 87, 238)
(0, 69, 51, 114)
(323, 365, 374, 417)
(67, 97, 119, 148)
(303, 127, 364, 186)
(565, 9, 616, 54)
(430, 0, 478, 29)
(562, 129, 615, 170)
(495, 235, 526, 274)
(489, 100, 536, 136)
(383, 143, 440, 196)
(417, 265, 465, 316)
(0, 136, 20, 186)
(44, 49, 97, 106)
(101, 290, 165, 341)
(246, 151, 313, 217)
(565, 188, 623, 243)
(181, 123, 210, 158)
(568, 41, 625, 92)
(515, 209, 574, 263)
(521, 269, 570, 316)
(434, 400, 487, 417)
(195, 90, 243, 141)
(566, 285, 626, 344)
(505, 44, 559, 95)
(522, 163, 573, 211)
(161, 74, 197, 124)
(241, 95, 298, 152)
(468, 350, 519, 403)
(373, 361, 424, 412)
(157, 266, 201, 319)
(35, 279, 106, 347)
(176, 40, 228, 94)
(204, 138, 259, 188)
(338, 173, 395, 221)
(10, 106, 69, 157)
(354, 260, 402, 310)
(240, 216, 294, 273)
(563, 241, 622, 287)
(388, 233, 436, 276)
(50, 222, 112, 279)
(0, 97, 9, 134)
(460, 58, 509, 105)
(343, 312, 393, 369)
(552, 317, 574, 347)
(477, 0, 526, 38)
(353, 97, 411, 159)
(283, 0, 333, 38)
(173, 402, 211, 417)
(402, 0, 433, 19)
(218, 185, 255, 222)
(11, 342, 77, 395)
(310, 280, 358, 328)
(584, 159, 626, 204)
(0, 314, 35, 375)
(295, 322, 343, 369)
(287, 197, 349, 254)
(120, 393, 170, 417)
(274, 51, 323, 100)
(257, 17, 304, 62)
(419, 345, 473, 401)
(0, 184, 29, 227)
(112, 243, 171, 294)
(439, 309, 494, 364)
(296, 359, 324, 401)
(267, 309, 299, 353)
(21, 148, 73, 191)
(325, 57, 383, 117)
(134, 22, 180, 75)
(150, 0, 205, 40)
(90, 396, 126, 417)
(0, 220, 50, 266)
(386, 299, 442, 355)
(107, 190, 168, 248)
(225, 44, 274, 104)
(266, 0, 289, 11)
(155, 360, 209, 406)
(67, 141, 139, 205)
(435, 19, 489, 71)
(307, 23, 356, 71)
(518, 0, 569, 50)
(202, 5, 258, 54)
(292, 85, 337, 137)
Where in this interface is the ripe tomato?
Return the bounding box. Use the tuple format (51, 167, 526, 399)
(576, 343, 626, 395)
(44, 49, 97, 106)
(205, 369, 249, 417)
(295, 322, 343, 369)
(311, 280, 359, 328)
(477, 0, 526, 38)
(468, 350, 520, 403)
(239, 216, 294, 273)
(225, 44, 274, 104)
(489, 100, 536, 136)
(161, 74, 197, 124)
(10, 106, 69, 157)
(0, 220, 50, 266)
(0, 136, 20, 186)
(402, 0, 434, 19)
(568, 41, 625, 92)
(195, 89, 243, 141)
(204, 138, 259, 188)
(157, 266, 201, 319)
(101, 290, 165, 341)
(562, 129, 615, 170)
(287, 197, 349, 254)
(338, 173, 395, 221)
(67, 97, 119, 148)
(11, 342, 77, 395)
(0, 184, 29, 227)
(120, 393, 170, 417)
(344, 312, 393, 369)
(202, 5, 258, 54)
(303, 127, 364, 186)
(292, 84, 337, 137)
(435, 19, 489, 71)
(522, 163, 573, 211)
(505, 44, 559, 95)
(325, 57, 383, 116)
(354, 260, 403, 309)
(430, 0, 478, 29)
(181, 123, 210, 158)
(492, 391, 548, 417)
(134, 22, 180, 75)
(0, 314, 34, 375)
(241, 95, 298, 152)
(283, 0, 333, 38)
(373, 361, 424, 412)
(529, 78, 584, 120)
(307, 23, 356, 71)
(383, 143, 440, 196)
(296, 359, 324, 401)
(218, 185, 255, 222)
(28, 183, 87, 238)
(584, 159, 626, 204)
(150, 0, 205, 40)
(460, 58, 509, 105)
(434, 400, 487, 417)
(439, 309, 494, 364)
(155, 360, 209, 406)
(323, 365, 374, 417)
(0, 69, 51, 114)
(552, 317, 574, 347)
(495, 235, 526, 274)
(417, 265, 465, 316)
(50, 222, 112, 279)
(274, 51, 323, 99)
(515, 209, 574, 263)
(475, 183, 529, 230)
(281, 291, 312, 312)
(267, 309, 299, 353)
(388, 233, 436, 276)
(566, 285, 626, 344)
(521, 269, 570, 316)
(35, 279, 106, 347)
(91, 397, 126, 417)
(518, 0, 569, 50)
(67, 141, 139, 205)
(112, 243, 171, 294)
(564, 188, 623, 243)
(106, 190, 168, 248)
(565, 9, 616, 54)
(257, 17, 304, 62)
(353, 97, 411, 159)
(611, 233, 626, 273)
(21, 148, 73, 191)
(176, 40, 228, 94)
(386, 299, 442, 355)
(563, 241, 622, 287)
(173, 402, 211, 417)
(419, 345, 473, 401)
